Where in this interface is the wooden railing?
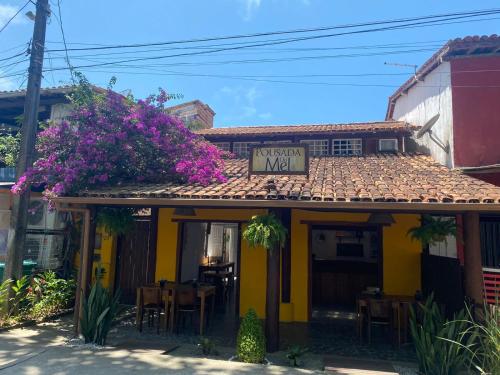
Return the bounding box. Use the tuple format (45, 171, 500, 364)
(483, 267, 500, 305)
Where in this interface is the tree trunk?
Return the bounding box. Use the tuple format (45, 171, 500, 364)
(265, 244, 280, 352)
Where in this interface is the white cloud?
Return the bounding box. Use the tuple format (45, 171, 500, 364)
(0, 4, 26, 26)
(239, 0, 262, 21)
(238, 0, 310, 21)
(216, 85, 271, 123)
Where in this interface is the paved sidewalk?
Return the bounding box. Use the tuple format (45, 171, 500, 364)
(0, 318, 417, 374)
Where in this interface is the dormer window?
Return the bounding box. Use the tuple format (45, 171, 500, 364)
(333, 139, 362, 156)
(379, 139, 398, 152)
(213, 142, 231, 152)
(300, 139, 329, 156)
(233, 142, 260, 157)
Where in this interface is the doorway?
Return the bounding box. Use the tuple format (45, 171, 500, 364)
(115, 215, 157, 304)
(178, 221, 241, 317)
(310, 224, 382, 318)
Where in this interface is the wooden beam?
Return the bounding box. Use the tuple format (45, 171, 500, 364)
(53, 196, 500, 213)
(463, 212, 484, 305)
(266, 208, 282, 352)
(281, 208, 291, 303)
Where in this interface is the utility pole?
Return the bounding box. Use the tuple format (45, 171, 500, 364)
(4, 0, 50, 281)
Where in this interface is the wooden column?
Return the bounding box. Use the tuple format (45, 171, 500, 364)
(281, 208, 291, 303)
(266, 244, 280, 352)
(463, 212, 484, 305)
(266, 208, 282, 353)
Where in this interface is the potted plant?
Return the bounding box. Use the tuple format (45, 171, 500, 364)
(407, 214, 457, 250)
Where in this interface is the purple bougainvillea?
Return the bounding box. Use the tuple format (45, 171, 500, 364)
(12, 88, 227, 200)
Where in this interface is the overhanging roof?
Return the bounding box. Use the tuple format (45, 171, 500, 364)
(196, 121, 418, 139)
(55, 153, 500, 212)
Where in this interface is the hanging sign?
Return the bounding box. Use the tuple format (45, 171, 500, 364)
(248, 143, 309, 177)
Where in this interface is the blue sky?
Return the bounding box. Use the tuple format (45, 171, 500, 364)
(0, 0, 499, 126)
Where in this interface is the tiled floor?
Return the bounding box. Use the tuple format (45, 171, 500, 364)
(115, 303, 416, 363)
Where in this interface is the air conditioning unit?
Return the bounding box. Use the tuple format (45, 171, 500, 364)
(24, 234, 64, 270)
(27, 199, 67, 230)
(379, 139, 398, 152)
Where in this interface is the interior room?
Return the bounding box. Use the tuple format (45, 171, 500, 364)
(179, 222, 239, 312)
(311, 225, 381, 314)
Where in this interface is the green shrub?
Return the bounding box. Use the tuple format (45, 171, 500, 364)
(198, 337, 218, 356)
(0, 279, 12, 318)
(10, 276, 30, 317)
(28, 271, 76, 320)
(236, 308, 266, 363)
(286, 345, 308, 367)
(80, 280, 121, 345)
(409, 295, 469, 375)
(445, 303, 500, 374)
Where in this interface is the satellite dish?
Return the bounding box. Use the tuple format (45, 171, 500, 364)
(416, 114, 440, 139)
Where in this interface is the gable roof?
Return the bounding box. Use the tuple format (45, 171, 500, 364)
(386, 34, 500, 120)
(196, 121, 418, 138)
(74, 153, 500, 205)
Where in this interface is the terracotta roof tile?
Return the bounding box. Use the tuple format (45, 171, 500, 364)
(196, 121, 418, 137)
(79, 153, 500, 204)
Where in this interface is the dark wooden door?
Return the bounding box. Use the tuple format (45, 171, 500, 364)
(115, 218, 156, 304)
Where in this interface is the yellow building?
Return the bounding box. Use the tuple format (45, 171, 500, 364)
(57, 121, 500, 351)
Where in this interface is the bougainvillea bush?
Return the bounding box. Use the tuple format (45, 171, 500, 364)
(11, 80, 227, 200)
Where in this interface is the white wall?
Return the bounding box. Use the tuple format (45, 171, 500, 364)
(392, 62, 454, 168)
(50, 103, 72, 123)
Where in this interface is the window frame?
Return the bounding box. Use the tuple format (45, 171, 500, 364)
(332, 138, 363, 156)
(232, 141, 261, 157)
(299, 139, 329, 156)
(378, 138, 399, 152)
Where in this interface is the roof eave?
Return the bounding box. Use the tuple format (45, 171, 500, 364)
(53, 196, 500, 213)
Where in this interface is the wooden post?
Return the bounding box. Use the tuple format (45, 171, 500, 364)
(266, 244, 280, 352)
(281, 208, 291, 303)
(4, 0, 49, 282)
(463, 212, 484, 305)
(266, 208, 282, 353)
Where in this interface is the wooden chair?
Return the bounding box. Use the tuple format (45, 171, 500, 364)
(175, 286, 200, 333)
(367, 298, 393, 344)
(137, 286, 163, 334)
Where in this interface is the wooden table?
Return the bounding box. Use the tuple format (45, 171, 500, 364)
(357, 294, 415, 345)
(162, 282, 216, 335)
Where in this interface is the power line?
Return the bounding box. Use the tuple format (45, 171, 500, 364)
(52, 0, 73, 81)
(36, 13, 500, 72)
(0, 0, 31, 35)
(44, 8, 500, 53)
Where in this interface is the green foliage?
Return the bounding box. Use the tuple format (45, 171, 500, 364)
(408, 215, 457, 247)
(10, 276, 30, 316)
(286, 345, 308, 367)
(0, 272, 75, 324)
(243, 214, 287, 251)
(0, 279, 12, 317)
(27, 271, 76, 320)
(236, 308, 266, 363)
(198, 337, 218, 356)
(444, 303, 500, 374)
(96, 207, 135, 235)
(0, 133, 20, 167)
(80, 280, 121, 345)
(409, 295, 469, 375)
